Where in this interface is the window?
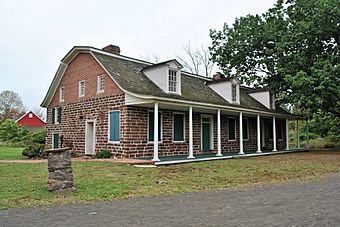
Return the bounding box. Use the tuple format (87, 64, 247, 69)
(109, 111, 120, 142)
(168, 69, 177, 93)
(59, 86, 65, 102)
(148, 111, 162, 142)
(79, 80, 85, 97)
(52, 107, 61, 124)
(228, 118, 236, 140)
(28, 113, 33, 118)
(270, 93, 275, 109)
(242, 119, 249, 140)
(173, 114, 185, 141)
(232, 84, 237, 102)
(53, 133, 59, 149)
(97, 75, 105, 93)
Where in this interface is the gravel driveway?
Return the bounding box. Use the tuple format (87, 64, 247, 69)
(1, 173, 340, 227)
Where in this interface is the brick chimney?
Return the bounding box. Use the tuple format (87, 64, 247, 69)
(213, 72, 225, 81)
(102, 44, 121, 55)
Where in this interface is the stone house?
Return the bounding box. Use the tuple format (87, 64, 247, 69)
(41, 44, 302, 161)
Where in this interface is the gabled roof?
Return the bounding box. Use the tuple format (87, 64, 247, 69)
(142, 59, 183, 71)
(41, 46, 297, 117)
(16, 111, 46, 126)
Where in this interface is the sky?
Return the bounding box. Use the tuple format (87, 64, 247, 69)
(0, 0, 276, 111)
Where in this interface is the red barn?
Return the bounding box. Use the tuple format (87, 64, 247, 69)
(16, 111, 46, 133)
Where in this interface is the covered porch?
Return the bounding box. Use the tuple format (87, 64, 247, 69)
(126, 97, 307, 163)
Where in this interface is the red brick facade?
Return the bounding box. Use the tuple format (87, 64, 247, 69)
(46, 53, 286, 158)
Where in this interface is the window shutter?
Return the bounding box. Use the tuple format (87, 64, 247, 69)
(229, 118, 236, 140)
(53, 133, 59, 149)
(148, 112, 161, 141)
(110, 111, 120, 141)
(174, 114, 184, 141)
(57, 107, 61, 123)
(52, 108, 55, 124)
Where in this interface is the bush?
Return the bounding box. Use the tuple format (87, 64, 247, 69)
(0, 119, 31, 145)
(308, 137, 339, 149)
(95, 150, 112, 159)
(32, 130, 46, 144)
(22, 143, 45, 158)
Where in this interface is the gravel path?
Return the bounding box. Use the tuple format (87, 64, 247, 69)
(1, 173, 340, 227)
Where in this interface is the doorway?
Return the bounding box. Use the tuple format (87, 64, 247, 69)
(201, 116, 213, 152)
(85, 120, 96, 155)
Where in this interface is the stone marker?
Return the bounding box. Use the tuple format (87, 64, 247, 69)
(47, 147, 74, 191)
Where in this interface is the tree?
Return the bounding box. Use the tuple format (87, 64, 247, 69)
(177, 42, 215, 77)
(0, 119, 31, 143)
(210, 0, 340, 136)
(0, 90, 26, 122)
(32, 107, 46, 121)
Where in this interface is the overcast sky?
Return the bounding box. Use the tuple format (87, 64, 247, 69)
(0, 0, 276, 110)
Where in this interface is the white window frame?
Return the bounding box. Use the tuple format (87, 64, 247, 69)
(59, 86, 65, 102)
(53, 107, 60, 125)
(147, 110, 163, 143)
(168, 69, 178, 93)
(97, 75, 105, 93)
(173, 112, 185, 143)
(108, 110, 120, 144)
(228, 117, 237, 141)
(242, 118, 249, 141)
(79, 80, 85, 98)
(28, 113, 33, 118)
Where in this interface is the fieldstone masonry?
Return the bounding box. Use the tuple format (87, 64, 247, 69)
(47, 147, 74, 191)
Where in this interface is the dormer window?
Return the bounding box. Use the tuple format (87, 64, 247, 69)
(232, 84, 237, 102)
(168, 69, 178, 93)
(270, 93, 275, 109)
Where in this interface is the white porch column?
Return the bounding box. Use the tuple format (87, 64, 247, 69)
(152, 102, 160, 162)
(239, 112, 244, 154)
(285, 118, 289, 150)
(297, 120, 300, 148)
(256, 114, 262, 153)
(216, 109, 222, 156)
(272, 116, 277, 151)
(187, 106, 195, 159)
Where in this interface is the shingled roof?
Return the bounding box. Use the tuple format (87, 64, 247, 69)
(93, 52, 287, 114)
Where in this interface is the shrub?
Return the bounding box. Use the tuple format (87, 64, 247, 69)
(22, 143, 45, 158)
(308, 137, 338, 149)
(31, 130, 46, 144)
(95, 150, 112, 159)
(0, 119, 31, 145)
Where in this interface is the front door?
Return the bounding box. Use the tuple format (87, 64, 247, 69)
(53, 133, 59, 149)
(202, 122, 211, 152)
(85, 121, 96, 155)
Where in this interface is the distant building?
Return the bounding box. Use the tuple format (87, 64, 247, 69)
(16, 111, 45, 133)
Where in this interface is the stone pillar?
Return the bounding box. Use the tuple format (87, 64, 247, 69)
(47, 147, 74, 191)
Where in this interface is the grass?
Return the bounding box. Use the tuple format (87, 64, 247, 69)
(0, 146, 26, 160)
(0, 150, 340, 210)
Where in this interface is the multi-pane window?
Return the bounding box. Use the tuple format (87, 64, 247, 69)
(79, 80, 85, 97)
(242, 119, 249, 140)
(168, 69, 177, 93)
(228, 118, 236, 140)
(97, 75, 105, 93)
(52, 107, 61, 124)
(109, 111, 120, 142)
(148, 112, 162, 142)
(60, 87, 65, 102)
(232, 84, 237, 102)
(173, 114, 184, 141)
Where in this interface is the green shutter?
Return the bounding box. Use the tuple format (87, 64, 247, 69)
(52, 108, 55, 124)
(242, 119, 248, 140)
(110, 111, 120, 141)
(229, 118, 236, 140)
(148, 112, 161, 141)
(174, 114, 184, 141)
(57, 107, 61, 123)
(53, 133, 59, 149)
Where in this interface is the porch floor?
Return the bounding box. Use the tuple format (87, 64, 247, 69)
(135, 148, 309, 166)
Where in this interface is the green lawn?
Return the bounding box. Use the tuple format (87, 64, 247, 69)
(0, 150, 340, 210)
(0, 146, 26, 160)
